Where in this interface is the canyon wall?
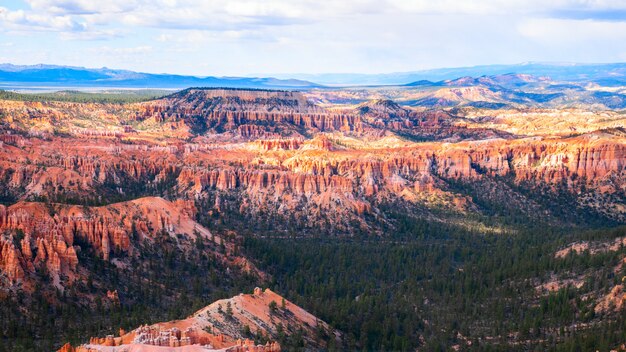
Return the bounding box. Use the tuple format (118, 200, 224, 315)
(0, 196, 252, 289)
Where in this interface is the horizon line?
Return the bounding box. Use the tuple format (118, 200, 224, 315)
(3, 61, 626, 78)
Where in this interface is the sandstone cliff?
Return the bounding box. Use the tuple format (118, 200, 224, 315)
(0, 129, 623, 238)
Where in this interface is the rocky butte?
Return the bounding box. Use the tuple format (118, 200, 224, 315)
(58, 287, 338, 352)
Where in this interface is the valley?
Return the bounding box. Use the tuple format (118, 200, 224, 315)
(0, 80, 625, 351)
(4, 0, 626, 349)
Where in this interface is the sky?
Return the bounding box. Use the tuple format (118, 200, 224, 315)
(1, 0, 626, 76)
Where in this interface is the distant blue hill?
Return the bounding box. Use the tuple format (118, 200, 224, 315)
(271, 62, 626, 86)
(0, 64, 322, 90)
(3, 62, 626, 89)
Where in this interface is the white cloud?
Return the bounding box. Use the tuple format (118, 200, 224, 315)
(1, 0, 626, 75)
(90, 45, 152, 55)
(518, 18, 626, 43)
(25, 0, 141, 15)
(0, 6, 86, 32)
(387, 0, 626, 16)
(3, 0, 626, 40)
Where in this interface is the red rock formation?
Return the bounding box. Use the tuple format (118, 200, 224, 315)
(596, 285, 626, 313)
(135, 89, 363, 135)
(303, 134, 333, 151)
(57, 342, 76, 352)
(238, 124, 280, 139)
(69, 288, 336, 351)
(107, 290, 120, 303)
(0, 197, 260, 289)
(253, 138, 303, 151)
(2, 132, 624, 201)
(0, 236, 25, 284)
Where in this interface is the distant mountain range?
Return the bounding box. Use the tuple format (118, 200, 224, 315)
(272, 62, 626, 86)
(0, 64, 321, 90)
(2, 62, 626, 89)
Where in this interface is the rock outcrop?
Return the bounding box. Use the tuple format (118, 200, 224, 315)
(0, 197, 255, 289)
(135, 88, 363, 136)
(62, 288, 338, 352)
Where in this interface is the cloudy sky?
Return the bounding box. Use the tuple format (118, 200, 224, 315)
(0, 0, 626, 76)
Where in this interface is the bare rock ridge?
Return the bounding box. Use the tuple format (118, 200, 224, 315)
(135, 88, 362, 135)
(356, 99, 409, 120)
(60, 287, 338, 352)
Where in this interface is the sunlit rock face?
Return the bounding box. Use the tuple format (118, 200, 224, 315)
(134, 88, 363, 136)
(1, 87, 625, 291)
(60, 288, 337, 352)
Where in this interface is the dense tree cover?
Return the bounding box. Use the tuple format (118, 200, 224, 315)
(443, 175, 620, 229)
(243, 223, 626, 351)
(0, 90, 168, 104)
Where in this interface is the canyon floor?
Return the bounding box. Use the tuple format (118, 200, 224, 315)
(0, 80, 625, 351)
